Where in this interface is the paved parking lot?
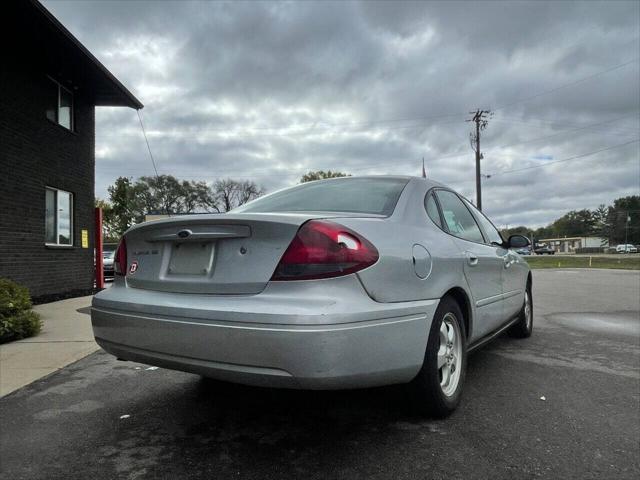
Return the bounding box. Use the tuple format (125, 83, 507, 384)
(1, 269, 638, 480)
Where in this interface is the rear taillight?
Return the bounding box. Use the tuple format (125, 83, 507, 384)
(271, 220, 379, 281)
(114, 237, 127, 276)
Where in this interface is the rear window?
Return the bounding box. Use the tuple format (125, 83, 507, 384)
(233, 177, 409, 216)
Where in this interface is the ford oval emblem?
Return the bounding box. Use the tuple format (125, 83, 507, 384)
(177, 229, 192, 239)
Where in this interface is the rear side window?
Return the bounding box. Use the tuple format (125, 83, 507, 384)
(425, 193, 442, 228)
(435, 190, 485, 244)
(462, 198, 504, 246)
(234, 177, 409, 216)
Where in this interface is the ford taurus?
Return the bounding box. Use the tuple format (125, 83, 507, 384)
(91, 176, 532, 417)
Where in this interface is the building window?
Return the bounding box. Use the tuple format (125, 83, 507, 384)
(45, 78, 74, 131)
(45, 187, 73, 245)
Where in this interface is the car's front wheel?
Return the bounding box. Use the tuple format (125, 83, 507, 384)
(410, 296, 467, 418)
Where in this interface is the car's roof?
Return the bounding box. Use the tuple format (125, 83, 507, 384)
(307, 175, 447, 189)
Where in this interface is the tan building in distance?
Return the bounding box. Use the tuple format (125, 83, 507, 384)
(538, 236, 609, 254)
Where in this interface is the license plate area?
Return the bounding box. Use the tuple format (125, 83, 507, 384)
(167, 242, 215, 276)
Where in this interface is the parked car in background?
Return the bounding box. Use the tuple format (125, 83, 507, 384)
(515, 246, 531, 255)
(91, 176, 533, 418)
(534, 244, 555, 255)
(616, 244, 638, 254)
(102, 246, 117, 280)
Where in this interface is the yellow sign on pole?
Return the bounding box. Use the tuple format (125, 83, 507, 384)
(81, 229, 89, 249)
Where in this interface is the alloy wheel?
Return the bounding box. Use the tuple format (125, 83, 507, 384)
(524, 290, 532, 330)
(438, 313, 463, 397)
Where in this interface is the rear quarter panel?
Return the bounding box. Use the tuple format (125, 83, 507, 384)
(341, 180, 471, 304)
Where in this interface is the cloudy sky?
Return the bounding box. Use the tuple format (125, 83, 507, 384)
(44, 0, 639, 228)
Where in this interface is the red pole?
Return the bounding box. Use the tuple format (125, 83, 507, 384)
(95, 207, 104, 289)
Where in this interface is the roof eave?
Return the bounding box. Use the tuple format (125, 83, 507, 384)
(32, 0, 143, 110)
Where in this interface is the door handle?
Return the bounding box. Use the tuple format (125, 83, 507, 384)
(466, 252, 479, 266)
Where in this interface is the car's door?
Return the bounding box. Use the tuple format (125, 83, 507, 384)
(434, 190, 504, 342)
(463, 199, 525, 321)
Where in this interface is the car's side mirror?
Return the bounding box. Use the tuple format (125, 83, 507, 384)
(508, 235, 531, 249)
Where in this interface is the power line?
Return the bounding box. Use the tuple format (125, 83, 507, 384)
(137, 109, 172, 215)
(489, 114, 640, 149)
(490, 115, 640, 137)
(98, 131, 640, 183)
(488, 138, 639, 177)
(415, 113, 640, 165)
(98, 135, 640, 182)
(99, 109, 638, 141)
(136, 109, 160, 180)
(492, 57, 640, 111)
(96, 111, 639, 140)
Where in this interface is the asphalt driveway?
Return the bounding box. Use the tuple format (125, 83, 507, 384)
(1, 269, 638, 480)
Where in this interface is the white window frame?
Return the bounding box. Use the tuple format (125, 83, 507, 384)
(45, 187, 74, 246)
(46, 76, 74, 131)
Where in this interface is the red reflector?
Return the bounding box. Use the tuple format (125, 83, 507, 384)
(114, 237, 127, 276)
(271, 220, 379, 281)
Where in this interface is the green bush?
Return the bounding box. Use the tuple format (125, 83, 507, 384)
(0, 278, 42, 344)
(0, 278, 33, 316)
(1, 310, 42, 343)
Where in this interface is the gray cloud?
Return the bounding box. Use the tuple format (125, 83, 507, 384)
(43, 0, 640, 228)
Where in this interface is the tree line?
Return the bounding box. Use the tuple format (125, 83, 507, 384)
(97, 170, 349, 241)
(97, 176, 264, 240)
(501, 195, 640, 246)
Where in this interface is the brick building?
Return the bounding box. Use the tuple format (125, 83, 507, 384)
(0, 0, 142, 299)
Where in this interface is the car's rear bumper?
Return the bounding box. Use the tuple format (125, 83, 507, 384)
(91, 276, 438, 389)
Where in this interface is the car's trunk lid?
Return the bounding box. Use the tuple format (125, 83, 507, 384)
(122, 212, 378, 295)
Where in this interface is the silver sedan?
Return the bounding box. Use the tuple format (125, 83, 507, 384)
(91, 176, 532, 417)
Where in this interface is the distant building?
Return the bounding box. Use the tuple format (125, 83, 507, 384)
(538, 236, 609, 254)
(0, 0, 142, 299)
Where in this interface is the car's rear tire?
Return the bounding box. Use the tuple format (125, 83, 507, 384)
(508, 283, 533, 338)
(409, 296, 467, 418)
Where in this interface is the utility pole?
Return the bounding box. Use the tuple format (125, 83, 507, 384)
(467, 109, 491, 211)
